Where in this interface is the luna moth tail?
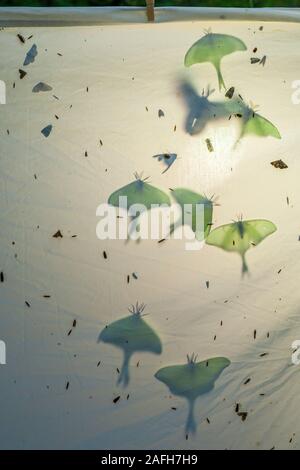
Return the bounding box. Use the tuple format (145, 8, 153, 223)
(213, 60, 226, 91)
(241, 254, 249, 276)
(185, 399, 197, 435)
(117, 352, 131, 387)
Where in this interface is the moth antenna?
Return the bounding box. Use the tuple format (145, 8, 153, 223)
(211, 194, 221, 206)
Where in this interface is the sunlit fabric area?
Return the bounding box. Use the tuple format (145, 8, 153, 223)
(0, 6, 300, 450)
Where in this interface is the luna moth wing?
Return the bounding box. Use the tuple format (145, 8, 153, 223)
(155, 357, 230, 397)
(171, 188, 213, 240)
(206, 219, 277, 254)
(206, 222, 241, 253)
(108, 180, 171, 211)
(243, 113, 281, 139)
(243, 219, 277, 246)
(100, 315, 162, 353)
(184, 34, 246, 67)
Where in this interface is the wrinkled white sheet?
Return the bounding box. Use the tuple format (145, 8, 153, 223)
(0, 7, 300, 450)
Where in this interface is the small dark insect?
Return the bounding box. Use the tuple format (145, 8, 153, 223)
(174, 125, 176, 132)
(220, 320, 223, 326)
(57, 52, 63, 56)
(205, 138, 214, 152)
(113, 396, 120, 404)
(136, 361, 140, 367)
(25, 301, 30, 308)
(270, 159, 288, 169)
(27, 35, 33, 40)
(158, 238, 166, 244)
(132, 272, 138, 280)
(213, 335, 216, 341)
(66, 382, 69, 390)
(206, 418, 210, 424)
(73, 319, 77, 328)
(23, 44, 38, 66)
(260, 353, 268, 357)
(0, 272, 4, 283)
(100, 139, 103, 146)
(267, 332, 270, 338)
(253, 47, 258, 53)
(116, 368, 120, 374)
(158, 109, 165, 118)
(43, 295, 51, 298)
(254, 329, 257, 339)
(41, 125, 52, 138)
(97, 361, 101, 367)
(235, 403, 240, 413)
(103, 251, 107, 259)
(67, 329, 72, 336)
(55, 115, 59, 120)
(13, 82, 15, 88)
(244, 378, 251, 385)
(237, 412, 248, 422)
(127, 275, 130, 284)
(127, 394, 130, 400)
(17, 34, 25, 44)
(225, 87, 235, 99)
(260, 55, 267, 66)
(86, 87, 89, 92)
(260, 393, 265, 396)
(259, 26, 264, 31)
(53, 230, 63, 238)
(84, 151, 88, 157)
(32, 82, 52, 93)
(19, 69, 27, 79)
(185, 434, 188, 440)
(251, 57, 261, 64)
(235, 113, 242, 118)
(277, 268, 282, 274)
(287, 196, 290, 206)
(171, 407, 177, 411)
(145, 106, 148, 111)
(206, 281, 209, 289)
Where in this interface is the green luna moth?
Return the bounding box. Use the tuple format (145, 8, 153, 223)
(108, 172, 171, 214)
(170, 188, 215, 241)
(184, 32, 247, 90)
(206, 218, 277, 275)
(99, 302, 162, 387)
(155, 355, 230, 434)
(180, 81, 280, 141)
